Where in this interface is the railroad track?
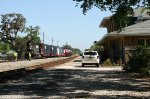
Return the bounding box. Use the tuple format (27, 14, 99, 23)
(0, 57, 57, 63)
(0, 56, 78, 82)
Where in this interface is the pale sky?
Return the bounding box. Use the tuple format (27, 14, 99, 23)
(0, 0, 112, 51)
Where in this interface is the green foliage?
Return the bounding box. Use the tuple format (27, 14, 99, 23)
(84, 49, 90, 51)
(73, 0, 149, 30)
(62, 44, 72, 50)
(0, 43, 10, 52)
(62, 44, 81, 55)
(124, 46, 150, 75)
(102, 58, 113, 66)
(24, 26, 41, 44)
(0, 13, 41, 59)
(0, 13, 26, 46)
(72, 48, 81, 55)
(14, 36, 28, 58)
(86, 41, 103, 54)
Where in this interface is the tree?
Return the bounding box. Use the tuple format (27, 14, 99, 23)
(0, 13, 27, 58)
(62, 44, 81, 55)
(86, 41, 103, 54)
(62, 44, 72, 50)
(14, 36, 28, 58)
(24, 26, 41, 45)
(73, 0, 150, 30)
(0, 13, 26, 48)
(72, 48, 82, 55)
(123, 46, 150, 75)
(0, 42, 10, 52)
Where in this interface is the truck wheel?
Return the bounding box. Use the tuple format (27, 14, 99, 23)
(96, 64, 99, 67)
(82, 63, 84, 67)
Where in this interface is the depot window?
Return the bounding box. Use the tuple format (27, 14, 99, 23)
(138, 39, 150, 46)
(147, 39, 150, 46)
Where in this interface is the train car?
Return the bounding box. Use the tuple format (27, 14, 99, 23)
(63, 49, 72, 57)
(56, 46, 60, 57)
(43, 44, 59, 58)
(31, 43, 72, 58)
(67, 49, 72, 57)
(59, 47, 64, 57)
(31, 43, 49, 58)
(30, 43, 44, 59)
(43, 44, 51, 57)
(50, 45, 56, 57)
(31, 44, 40, 58)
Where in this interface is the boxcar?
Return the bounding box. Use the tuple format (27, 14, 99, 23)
(43, 44, 51, 57)
(31, 43, 72, 58)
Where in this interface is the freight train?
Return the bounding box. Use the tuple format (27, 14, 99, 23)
(30, 43, 72, 59)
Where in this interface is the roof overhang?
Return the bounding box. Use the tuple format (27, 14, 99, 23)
(99, 16, 111, 27)
(98, 19, 150, 45)
(98, 33, 150, 45)
(98, 33, 123, 45)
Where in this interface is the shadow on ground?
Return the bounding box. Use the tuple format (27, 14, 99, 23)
(0, 68, 149, 98)
(73, 59, 81, 62)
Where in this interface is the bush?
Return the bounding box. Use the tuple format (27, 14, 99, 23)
(102, 58, 113, 66)
(123, 46, 150, 76)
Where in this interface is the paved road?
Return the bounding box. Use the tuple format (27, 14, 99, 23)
(0, 57, 149, 99)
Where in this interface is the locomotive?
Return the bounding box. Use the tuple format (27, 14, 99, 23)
(30, 43, 72, 59)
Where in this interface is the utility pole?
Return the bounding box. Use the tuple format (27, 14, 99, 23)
(43, 32, 44, 43)
(30, 26, 33, 43)
(52, 38, 54, 54)
(57, 41, 59, 46)
(52, 38, 54, 45)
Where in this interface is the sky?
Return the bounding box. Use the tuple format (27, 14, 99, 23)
(0, 0, 112, 51)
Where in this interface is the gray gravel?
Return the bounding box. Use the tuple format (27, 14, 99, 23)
(0, 57, 67, 72)
(0, 57, 149, 99)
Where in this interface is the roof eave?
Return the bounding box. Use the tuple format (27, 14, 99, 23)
(98, 33, 150, 45)
(99, 16, 111, 27)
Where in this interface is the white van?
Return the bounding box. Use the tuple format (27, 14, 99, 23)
(82, 51, 99, 67)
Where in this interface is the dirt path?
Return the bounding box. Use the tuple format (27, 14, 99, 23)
(0, 57, 149, 99)
(51, 57, 150, 98)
